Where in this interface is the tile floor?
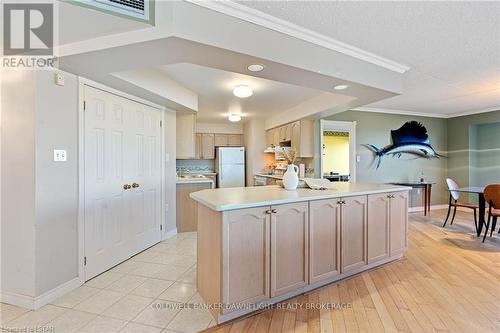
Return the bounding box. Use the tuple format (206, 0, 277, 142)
(0, 232, 216, 333)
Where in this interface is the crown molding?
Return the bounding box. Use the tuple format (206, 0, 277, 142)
(186, 0, 410, 74)
(353, 106, 500, 119)
(352, 107, 448, 118)
(448, 106, 500, 118)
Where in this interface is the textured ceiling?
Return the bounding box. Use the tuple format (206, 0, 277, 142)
(236, 1, 500, 115)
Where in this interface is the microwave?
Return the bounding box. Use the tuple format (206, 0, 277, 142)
(274, 146, 291, 160)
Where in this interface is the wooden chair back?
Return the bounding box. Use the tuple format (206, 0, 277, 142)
(446, 178, 460, 200)
(484, 184, 500, 209)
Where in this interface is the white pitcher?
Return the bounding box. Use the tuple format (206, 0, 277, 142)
(282, 164, 299, 190)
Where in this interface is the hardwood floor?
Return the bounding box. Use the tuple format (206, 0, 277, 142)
(202, 209, 500, 333)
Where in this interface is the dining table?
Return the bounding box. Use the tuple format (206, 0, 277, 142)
(451, 186, 486, 236)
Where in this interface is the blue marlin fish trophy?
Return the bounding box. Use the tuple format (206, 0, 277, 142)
(364, 121, 445, 169)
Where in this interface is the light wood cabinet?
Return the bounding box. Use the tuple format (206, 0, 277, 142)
(273, 128, 281, 147)
(227, 134, 243, 146)
(221, 207, 270, 310)
(266, 129, 274, 147)
(291, 120, 314, 158)
(279, 124, 291, 142)
(214, 134, 243, 147)
(176, 182, 212, 232)
(390, 191, 408, 255)
(176, 113, 196, 159)
(194, 133, 202, 159)
(367, 193, 390, 263)
(270, 202, 309, 297)
(341, 195, 367, 273)
(201, 133, 215, 159)
(309, 199, 341, 284)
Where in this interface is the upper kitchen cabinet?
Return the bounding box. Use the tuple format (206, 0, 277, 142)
(196, 133, 215, 159)
(176, 113, 196, 159)
(214, 134, 243, 147)
(291, 120, 314, 158)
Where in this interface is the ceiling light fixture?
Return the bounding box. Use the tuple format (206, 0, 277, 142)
(228, 114, 242, 122)
(247, 64, 265, 72)
(334, 84, 349, 90)
(232, 85, 253, 98)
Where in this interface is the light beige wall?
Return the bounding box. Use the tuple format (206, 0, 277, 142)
(244, 119, 272, 185)
(34, 70, 79, 295)
(1, 70, 37, 297)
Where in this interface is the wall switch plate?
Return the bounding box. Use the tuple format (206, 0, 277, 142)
(54, 73, 65, 86)
(53, 150, 67, 162)
(165, 204, 169, 211)
(356, 155, 361, 163)
(165, 153, 170, 162)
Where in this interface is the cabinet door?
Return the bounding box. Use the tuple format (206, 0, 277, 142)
(271, 202, 308, 297)
(273, 128, 281, 147)
(201, 133, 215, 159)
(266, 130, 274, 147)
(341, 195, 367, 273)
(214, 134, 228, 146)
(284, 124, 292, 141)
(228, 134, 242, 146)
(194, 133, 202, 159)
(309, 199, 341, 284)
(176, 114, 196, 159)
(291, 121, 301, 155)
(367, 193, 390, 263)
(222, 207, 270, 310)
(390, 191, 408, 256)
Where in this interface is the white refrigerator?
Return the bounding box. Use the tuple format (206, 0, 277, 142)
(215, 147, 245, 188)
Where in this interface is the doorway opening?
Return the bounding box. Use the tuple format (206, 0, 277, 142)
(320, 120, 356, 182)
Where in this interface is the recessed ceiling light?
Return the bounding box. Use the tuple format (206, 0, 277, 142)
(233, 85, 253, 98)
(247, 64, 265, 72)
(334, 84, 349, 90)
(228, 114, 242, 122)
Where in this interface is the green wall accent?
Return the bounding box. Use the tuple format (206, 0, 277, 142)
(322, 110, 500, 207)
(324, 111, 448, 207)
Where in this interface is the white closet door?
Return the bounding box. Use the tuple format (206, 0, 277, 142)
(84, 86, 161, 280)
(128, 100, 162, 253)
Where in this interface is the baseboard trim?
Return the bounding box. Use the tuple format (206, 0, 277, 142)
(409, 204, 448, 213)
(1, 277, 81, 310)
(164, 227, 178, 240)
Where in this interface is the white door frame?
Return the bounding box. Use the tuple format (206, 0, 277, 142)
(77, 77, 166, 284)
(319, 120, 357, 182)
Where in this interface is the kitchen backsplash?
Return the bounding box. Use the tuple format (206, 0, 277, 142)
(176, 159, 215, 173)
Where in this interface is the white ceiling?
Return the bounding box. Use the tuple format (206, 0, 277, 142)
(159, 63, 323, 122)
(58, 1, 151, 45)
(236, 1, 500, 116)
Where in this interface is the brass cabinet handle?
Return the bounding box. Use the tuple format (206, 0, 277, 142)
(271, 209, 277, 213)
(387, 194, 392, 199)
(265, 209, 272, 214)
(132, 183, 140, 188)
(123, 184, 131, 190)
(337, 200, 342, 205)
(342, 200, 346, 204)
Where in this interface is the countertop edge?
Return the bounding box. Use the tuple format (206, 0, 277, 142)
(190, 186, 412, 212)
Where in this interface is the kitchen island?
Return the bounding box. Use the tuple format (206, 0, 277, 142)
(190, 183, 411, 323)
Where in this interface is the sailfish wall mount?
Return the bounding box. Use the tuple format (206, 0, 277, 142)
(364, 121, 445, 169)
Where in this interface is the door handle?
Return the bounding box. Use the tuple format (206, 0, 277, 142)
(123, 184, 131, 190)
(132, 183, 140, 188)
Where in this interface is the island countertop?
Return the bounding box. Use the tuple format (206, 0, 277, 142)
(190, 183, 411, 211)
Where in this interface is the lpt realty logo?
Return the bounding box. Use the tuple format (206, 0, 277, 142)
(2, 1, 57, 69)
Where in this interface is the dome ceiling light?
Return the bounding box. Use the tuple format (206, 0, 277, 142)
(228, 114, 242, 122)
(232, 85, 253, 98)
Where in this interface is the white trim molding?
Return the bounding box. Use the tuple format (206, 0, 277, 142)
(163, 228, 178, 240)
(1, 278, 81, 310)
(353, 106, 500, 119)
(186, 0, 410, 74)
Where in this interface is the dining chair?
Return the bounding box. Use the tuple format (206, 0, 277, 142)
(482, 184, 500, 242)
(442, 178, 478, 229)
